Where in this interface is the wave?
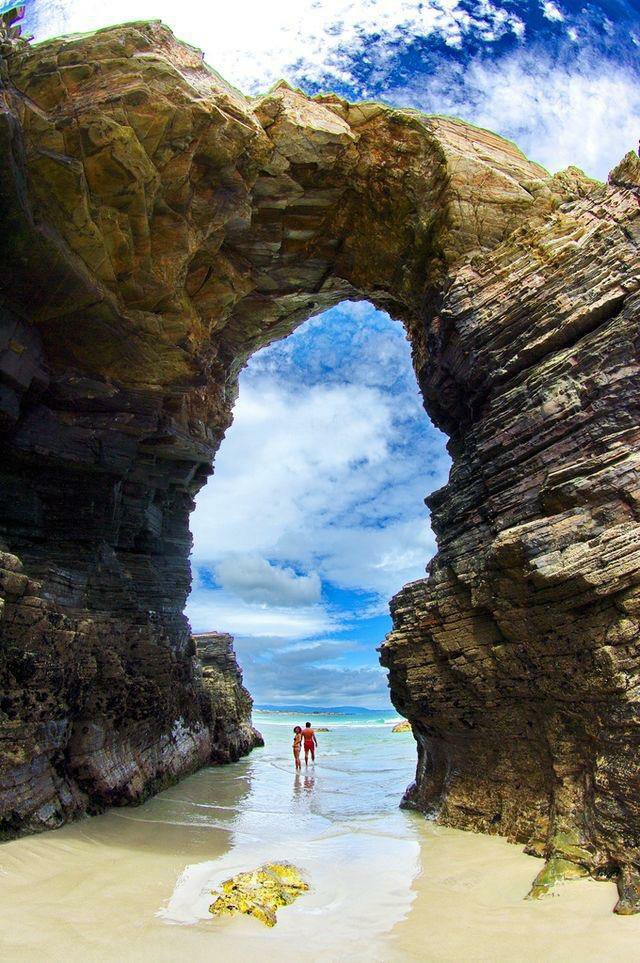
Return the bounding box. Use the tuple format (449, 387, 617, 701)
(253, 718, 401, 729)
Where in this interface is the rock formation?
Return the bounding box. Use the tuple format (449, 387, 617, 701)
(0, 16, 638, 911)
(194, 632, 263, 762)
(381, 151, 640, 913)
(209, 862, 309, 927)
(392, 720, 411, 733)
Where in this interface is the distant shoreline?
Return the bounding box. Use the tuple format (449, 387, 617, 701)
(255, 705, 400, 717)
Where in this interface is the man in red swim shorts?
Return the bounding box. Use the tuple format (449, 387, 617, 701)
(302, 722, 318, 764)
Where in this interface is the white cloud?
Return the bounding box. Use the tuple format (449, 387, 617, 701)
(186, 588, 337, 638)
(389, 53, 640, 180)
(541, 1, 564, 23)
(189, 313, 448, 603)
(214, 554, 321, 607)
(250, 663, 390, 705)
(273, 518, 437, 598)
(190, 379, 395, 560)
(28, 0, 524, 93)
(237, 633, 391, 705)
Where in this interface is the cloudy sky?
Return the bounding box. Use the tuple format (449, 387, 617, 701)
(186, 305, 449, 708)
(27, 0, 639, 707)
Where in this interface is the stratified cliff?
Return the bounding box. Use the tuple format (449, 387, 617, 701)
(0, 16, 638, 912)
(380, 163, 640, 911)
(194, 632, 263, 762)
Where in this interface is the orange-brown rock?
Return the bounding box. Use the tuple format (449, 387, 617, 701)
(0, 16, 639, 913)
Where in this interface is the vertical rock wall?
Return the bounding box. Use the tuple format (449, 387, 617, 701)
(380, 170, 640, 911)
(194, 632, 263, 762)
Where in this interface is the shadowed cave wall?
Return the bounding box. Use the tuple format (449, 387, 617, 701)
(0, 17, 639, 911)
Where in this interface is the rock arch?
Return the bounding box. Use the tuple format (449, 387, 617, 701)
(1, 19, 639, 910)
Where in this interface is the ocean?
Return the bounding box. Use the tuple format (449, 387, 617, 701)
(254, 705, 404, 727)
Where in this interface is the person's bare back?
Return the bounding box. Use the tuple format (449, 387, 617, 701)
(302, 722, 317, 763)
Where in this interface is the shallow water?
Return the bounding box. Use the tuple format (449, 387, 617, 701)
(1, 714, 638, 961)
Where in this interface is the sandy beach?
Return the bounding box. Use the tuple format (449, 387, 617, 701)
(1, 714, 638, 962)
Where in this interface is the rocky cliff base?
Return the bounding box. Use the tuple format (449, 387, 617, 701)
(0, 543, 260, 837)
(380, 155, 640, 913)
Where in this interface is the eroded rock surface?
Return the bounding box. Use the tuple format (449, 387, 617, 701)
(194, 632, 263, 762)
(0, 16, 639, 910)
(380, 174, 640, 912)
(209, 862, 309, 927)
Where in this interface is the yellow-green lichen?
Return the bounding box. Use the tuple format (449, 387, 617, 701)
(209, 862, 309, 927)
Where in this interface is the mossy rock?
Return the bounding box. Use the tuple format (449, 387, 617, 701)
(209, 862, 309, 927)
(527, 856, 589, 900)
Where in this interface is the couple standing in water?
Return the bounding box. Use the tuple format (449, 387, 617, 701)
(292, 722, 318, 769)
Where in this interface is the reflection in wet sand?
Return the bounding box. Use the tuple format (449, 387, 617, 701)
(292, 771, 316, 799)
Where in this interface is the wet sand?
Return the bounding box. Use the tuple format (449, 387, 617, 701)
(0, 721, 638, 961)
(390, 825, 640, 962)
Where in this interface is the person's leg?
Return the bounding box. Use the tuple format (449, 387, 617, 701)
(310, 745, 315, 762)
(304, 746, 309, 765)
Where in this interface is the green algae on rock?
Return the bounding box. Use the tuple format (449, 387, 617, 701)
(527, 857, 590, 901)
(209, 863, 309, 927)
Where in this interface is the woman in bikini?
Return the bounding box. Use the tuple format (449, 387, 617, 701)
(292, 726, 302, 770)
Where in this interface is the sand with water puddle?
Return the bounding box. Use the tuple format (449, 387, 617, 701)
(1, 717, 638, 961)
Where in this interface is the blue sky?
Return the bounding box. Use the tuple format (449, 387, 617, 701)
(185, 304, 450, 707)
(27, 0, 640, 706)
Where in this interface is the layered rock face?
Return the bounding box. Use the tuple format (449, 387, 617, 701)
(0, 17, 638, 910)
(381, 170, 640, 911)
(194, 632, 263, 762)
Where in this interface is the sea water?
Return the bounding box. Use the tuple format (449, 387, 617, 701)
(0, 712, 639, 961)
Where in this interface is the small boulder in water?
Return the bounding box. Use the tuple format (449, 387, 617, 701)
(392, 720, 411, 733)
(209, 862, 309, 927)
